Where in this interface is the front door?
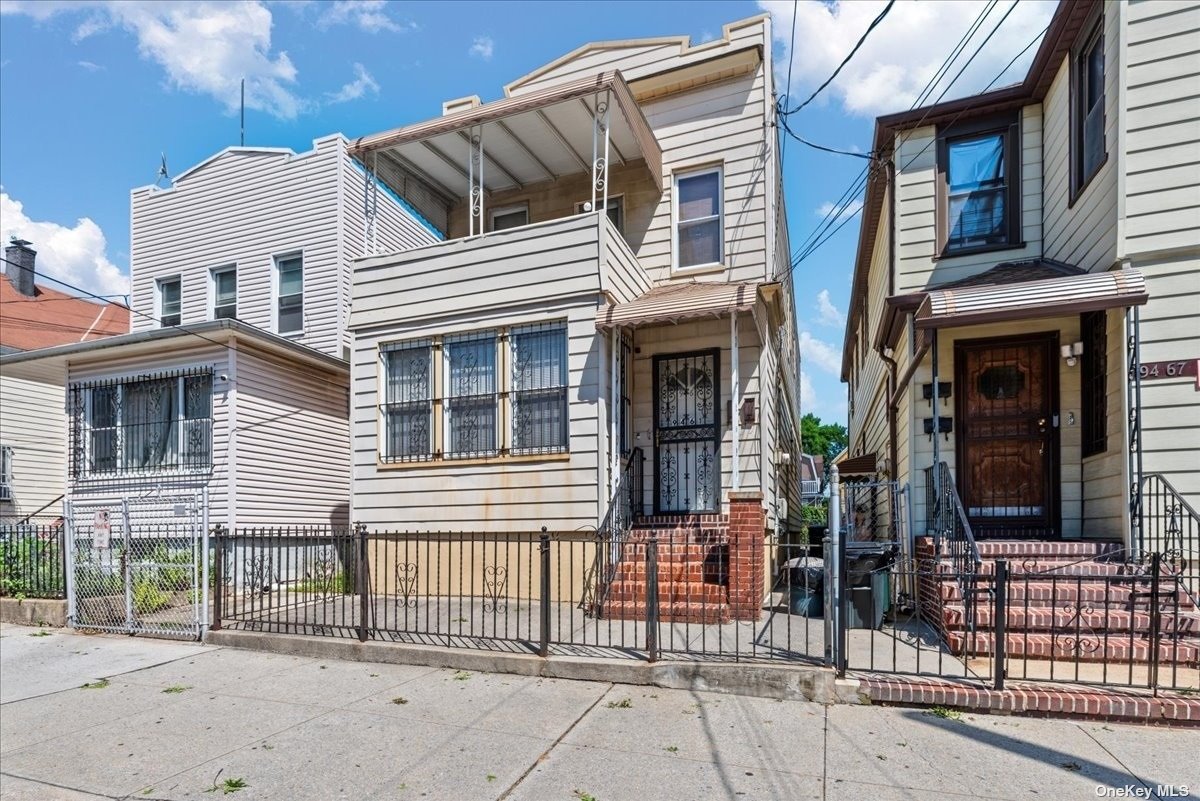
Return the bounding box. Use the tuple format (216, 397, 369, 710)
(955, 333, 1059, 538)
(654, 350, 720, 513)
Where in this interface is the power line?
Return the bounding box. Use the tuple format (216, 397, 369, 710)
(780, 0, 896, 116)
(780, 0, 799, 166)
(777, 114, 875, 160)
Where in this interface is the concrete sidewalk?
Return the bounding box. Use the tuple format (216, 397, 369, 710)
(1, 624, 1197, 801)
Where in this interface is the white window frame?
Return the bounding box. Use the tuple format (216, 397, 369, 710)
(210, 265, 237, 320)
(274, 252, 304, 335)
(671, 164, 724, 274)
(156, 275, 182, 328)
(0, 444, 13, 502)
(488, 204, 529, 233)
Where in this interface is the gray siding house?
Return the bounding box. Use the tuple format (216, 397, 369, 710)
(347, 15, 804, 537)
(0, 134, 436, 529)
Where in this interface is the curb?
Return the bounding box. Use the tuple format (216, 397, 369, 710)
(205, 629, 849, 704)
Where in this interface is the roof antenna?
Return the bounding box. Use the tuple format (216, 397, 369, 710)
(240, 77, 245, 146)
(155, 153, 170, 188)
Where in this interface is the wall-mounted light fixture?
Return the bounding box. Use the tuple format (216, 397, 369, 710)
(1060, 341, 1085, 367)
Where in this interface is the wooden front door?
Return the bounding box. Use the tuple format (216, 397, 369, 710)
(653, 349, 721, 513)
(955, 333, 1059, 538)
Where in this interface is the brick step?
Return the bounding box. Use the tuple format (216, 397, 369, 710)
(633, 515, 727, 527)
(972, 560, 1135, 577)
(619, 543, 725, 559)
(934, 579, 1194, 608)
(601, 599, 731, 624)
(974, 540, 1123, 559)
(942, 604, 1200, 634)
(606, 580, 728, 605)
(614, 561, 722, 582)
(945, 631, 1200, 666)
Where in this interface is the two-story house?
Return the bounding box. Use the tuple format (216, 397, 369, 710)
(344, 16, 803, 619)
(0, 134, 435, 532)
(843, 0, 1198, 557)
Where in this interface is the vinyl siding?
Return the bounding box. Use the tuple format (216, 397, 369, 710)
(0, 365, 66, 519)
(232, 345, 351, 526)
(1081, 308, 1128, 539)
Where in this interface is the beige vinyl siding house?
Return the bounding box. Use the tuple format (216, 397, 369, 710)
(348, 14, 802, 536)
(843, 0, 1199, 548)
(0, 365, 66, 520)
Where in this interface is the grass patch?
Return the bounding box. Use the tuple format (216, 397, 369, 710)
(81, 679, 110, 690)
(574, 791, 598, 801)
(452, 671, 471, 681)
(486, 774, 497, 782)
(606, 698, 633, 709)
(162, 685, 192, 694)
(27, 630, 52, 637)
(924, 705, 962, 720)
(204, 772, 248, 795)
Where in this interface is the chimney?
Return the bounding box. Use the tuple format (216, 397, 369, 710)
(4, 238, 37, 297)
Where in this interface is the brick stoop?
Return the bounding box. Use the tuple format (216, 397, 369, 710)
(857, 673, 1200, 725)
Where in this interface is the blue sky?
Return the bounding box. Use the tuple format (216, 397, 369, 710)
(0, 0, 1054, 425)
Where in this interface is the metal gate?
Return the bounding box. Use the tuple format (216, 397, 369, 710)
(65, 492, 208, 639)
(653, 349, 720, 513)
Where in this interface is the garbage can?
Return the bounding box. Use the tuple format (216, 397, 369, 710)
(782, 558, 824, 617)
(842, 543, 897, 629)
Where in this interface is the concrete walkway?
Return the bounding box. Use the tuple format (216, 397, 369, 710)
(1, 624, 1197, 801)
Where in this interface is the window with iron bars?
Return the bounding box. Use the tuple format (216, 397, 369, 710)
(0, 444, 13, 502)
(69, 369, 214, 479)
(378, 322, 569, 463)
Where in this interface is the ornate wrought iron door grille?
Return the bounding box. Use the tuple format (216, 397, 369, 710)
(653, 350, 720, 513)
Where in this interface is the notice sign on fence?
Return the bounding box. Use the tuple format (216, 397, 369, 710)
(93, 510, 111, 549)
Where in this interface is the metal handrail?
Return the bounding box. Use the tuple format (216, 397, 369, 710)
(15, 494, 65, 525)
(1140, 472, 1198, 601)
(581, 447, 644, 615)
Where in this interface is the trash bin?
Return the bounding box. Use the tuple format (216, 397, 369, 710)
(782, 558, 824, 617)
(842, 543, 897, 629)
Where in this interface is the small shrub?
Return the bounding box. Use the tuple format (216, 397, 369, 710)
(133, 578, 170, 615)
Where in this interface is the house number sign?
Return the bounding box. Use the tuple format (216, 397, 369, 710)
(1138, 359, 1199, 390)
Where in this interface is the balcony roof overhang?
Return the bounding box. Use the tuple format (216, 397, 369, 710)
(595, 280, 778, 330)
(348, 71, 663, 235)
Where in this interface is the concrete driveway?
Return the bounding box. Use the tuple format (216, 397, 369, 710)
(1, 624, 1197, 801)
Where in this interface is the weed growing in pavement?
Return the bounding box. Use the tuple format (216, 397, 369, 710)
(606, 698, 632, 709)
(453, 671, 471, 681)
(392, 697, 409, 705)
(924, 706, 962, 720)
(486, 774, 497, 782)
(574, 791, 598, 801)
(81, 679, 110, 690)
(1061, 762, 1081, 772)
(27, 630, 52, 637)
(665, 746, 678, 753)
(203, 771, 248, 795)
(162, 685, 191, 694)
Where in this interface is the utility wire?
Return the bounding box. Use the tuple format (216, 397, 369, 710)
(780, 0, 799, 166)
(780, 0, 896, 116)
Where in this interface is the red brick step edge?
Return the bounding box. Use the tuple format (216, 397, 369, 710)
(856, 674, 1200, 726)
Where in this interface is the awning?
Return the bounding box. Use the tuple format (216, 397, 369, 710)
(836, 453, 878, 477)
(348, 71, 662, 234)
(915, 269, 1148, 329)
(595, 281, 769, 329)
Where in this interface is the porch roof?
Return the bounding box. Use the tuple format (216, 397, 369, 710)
(915, 269, 1149, 330)
(347, 71, 662, 234)
(595, 280, 771, 329)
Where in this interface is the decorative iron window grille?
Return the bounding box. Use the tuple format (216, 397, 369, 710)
(1081, 310, 1108, 457)
(69, 368, 214, 479)
(444, 331, 499, 458)
(0, 444, 12, 502)
(510, 322, 569, 455)
(380, 340, 433, 463)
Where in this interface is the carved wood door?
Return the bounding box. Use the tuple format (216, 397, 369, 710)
(955, 334, 1059, 538)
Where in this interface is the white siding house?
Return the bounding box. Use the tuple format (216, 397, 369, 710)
(347, 14, 802, 539)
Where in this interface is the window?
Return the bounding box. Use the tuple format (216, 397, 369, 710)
(212, 267, 237, 320)
(489, 205, 528, 232)
(377, 323, 570, 464)
(74, 371, 213, 477)
(674, 166, 723, 270)
(276, 254, 303, 334)
(1072, 16, 1106, 195)
(381, 340, 433, 462)
(511, 322, 569, 454)
(576, 196, 624, 234)
(0, 445, 12, 502)
(937, 115, 1020, 256)
(1081, 311, 1108, 457)
(158, 277, 181, 327)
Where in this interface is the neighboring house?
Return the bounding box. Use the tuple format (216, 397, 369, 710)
(0, 239, 129, 520)
(0, 135, 436, 530)
(842, 0, 1199, 545)
(799, 453, 824, 502)
(346, 14, 803, 545)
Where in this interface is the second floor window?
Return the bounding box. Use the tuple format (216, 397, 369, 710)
(674, 166, 723, 270)
(576, 196, 624, 234)
(937, 115, 1020, 256)
(158, 277, 181, 327)
(73, 371, 213, 477)
(276, 255, 303, 334)
(489, 205, 528, 232)
(1073, 16, 1106, 194)
(212, 267, 237, 320)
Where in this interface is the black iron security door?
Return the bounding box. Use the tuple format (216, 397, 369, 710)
(654, 349, 721, 513)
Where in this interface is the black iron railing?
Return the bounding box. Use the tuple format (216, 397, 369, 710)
(0, 523, 67, 599)
(1140, 473, 1199, 602)
(582, 447, 644, 616)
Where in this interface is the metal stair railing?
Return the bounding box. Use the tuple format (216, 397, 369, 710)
(580, 447, 644, 616)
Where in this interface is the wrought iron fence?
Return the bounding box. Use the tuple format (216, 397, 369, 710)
(213, 522, 826, 664)
(0, 522, 67, 599)
(1140, 473, 1198, 602)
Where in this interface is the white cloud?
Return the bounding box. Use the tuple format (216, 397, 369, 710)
(760, 0, 1056, 117)
(326, 62, 379, 104)
(815, 289, 845, 328)
(317, 1, 416, 34)
(0, 191, 128, 297)
(469, 35, 494, 61)
(799, 331, 843, 376)
(76, 59, 103, 71)
(815, 198, 863, 221)
(2, 1, 307, 119)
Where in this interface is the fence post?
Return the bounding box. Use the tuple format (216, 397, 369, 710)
(1149, 552, 1162, 694)
(822, 533, 833, 668)
(993, 559, 1008, 691)
(539, 528, 551, 657)
(829, 467, 846, 676)
(211, 524, 225, 632)
(645, 534, 660, 664)
(356, 523, 369, 643)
